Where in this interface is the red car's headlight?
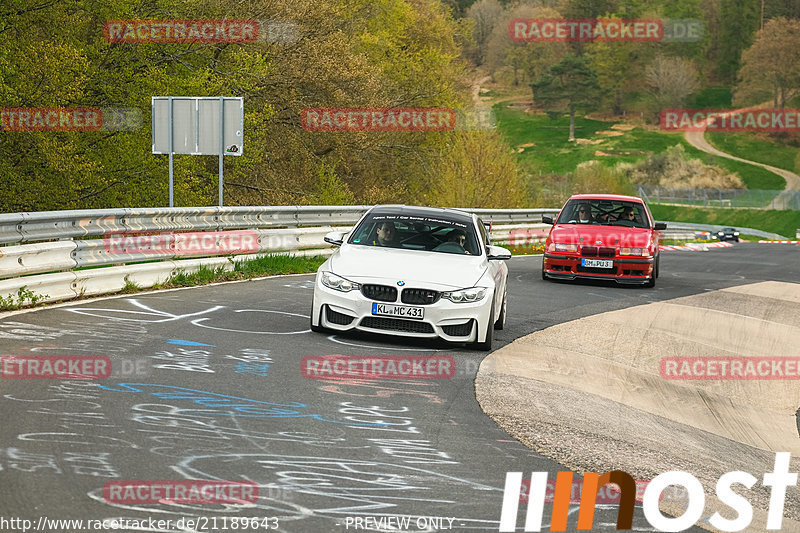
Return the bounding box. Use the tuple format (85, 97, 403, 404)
(620, 247, 651, 257)
(549, 243, 577, 253)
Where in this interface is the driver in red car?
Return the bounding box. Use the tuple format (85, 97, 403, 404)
(570, 204, 593, 223)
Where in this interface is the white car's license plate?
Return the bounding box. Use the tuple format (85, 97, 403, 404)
(372, 303, 424, 320)
(582, 258, 613, 268)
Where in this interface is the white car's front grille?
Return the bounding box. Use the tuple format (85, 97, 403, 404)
(360, 316, 434, 334)
(361, 284, 398, 302)
(401, 288, 440, 305)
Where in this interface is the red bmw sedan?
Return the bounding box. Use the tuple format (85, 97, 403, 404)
(541, 194, 666, 287)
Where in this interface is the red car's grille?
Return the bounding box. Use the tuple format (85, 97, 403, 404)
(598, 247, 615, 258)
(581, 246, 615, 257)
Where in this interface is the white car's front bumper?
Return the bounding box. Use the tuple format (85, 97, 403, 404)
(311, 275, 494, 343)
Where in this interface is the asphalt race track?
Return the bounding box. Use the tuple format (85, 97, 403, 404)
(0, 243, 797, 533)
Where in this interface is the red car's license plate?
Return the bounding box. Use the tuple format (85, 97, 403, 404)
(582, 258, 613, 268)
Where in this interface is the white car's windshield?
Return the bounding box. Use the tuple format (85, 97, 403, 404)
(556, 199, 650, 228)
(349, 213, 480, 255)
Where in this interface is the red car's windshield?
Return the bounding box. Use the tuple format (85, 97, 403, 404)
(556, 199, 650, 229)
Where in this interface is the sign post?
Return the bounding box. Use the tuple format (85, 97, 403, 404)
(152, 96, 243, 206)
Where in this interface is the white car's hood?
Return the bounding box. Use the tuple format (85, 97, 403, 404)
(329, 244, 487, 290)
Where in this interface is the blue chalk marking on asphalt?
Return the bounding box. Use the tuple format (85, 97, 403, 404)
(235, 362, 270, 376)
(167, 339, 215, 347)
(96, 383, 388, 427)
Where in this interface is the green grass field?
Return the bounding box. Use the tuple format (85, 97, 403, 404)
(650, 205, 800, 238)
(495, 101, 789, 196)
(495, 102, 687, 174)
(707, 132, 798, 187)
(681, 144, 786, 191)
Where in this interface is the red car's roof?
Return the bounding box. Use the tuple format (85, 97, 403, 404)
(567, 193, 645, 202)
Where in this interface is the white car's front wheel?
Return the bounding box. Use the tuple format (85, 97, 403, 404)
(473, 304, 494, 351)
(310, 297, 327, 333)
(494, 288, 507, 330)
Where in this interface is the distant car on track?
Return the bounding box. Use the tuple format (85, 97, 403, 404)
(541, 194, 666, 287)
(713, 227, 740, 242)
(310, 205, 511, 350)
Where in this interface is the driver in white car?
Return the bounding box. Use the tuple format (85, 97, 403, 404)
(371, 220, 397, 246)
(446, 229, 471, 254)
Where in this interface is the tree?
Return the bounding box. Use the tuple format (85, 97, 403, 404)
(440, 0, 479, 18)
(763, 0, 800, 21)
(559, 0, 618, 18)
(586, 38, 651, 115)
(530, 55, 602, 141)
(658, 0, 706, 61)
(465, 0, 503, 65)
(422, 131, 523, 208)
(716, 0, 759, 82)
(735, 17, 800, 108)
(484, 5, 568, 86)
(645, 55, 700, 117)
(506, 8, 569, 86)
(0, 0, 475, 211)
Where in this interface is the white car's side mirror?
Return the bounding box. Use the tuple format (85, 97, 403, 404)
(487, 245, 511, 260)
(324, 231, 346, 246)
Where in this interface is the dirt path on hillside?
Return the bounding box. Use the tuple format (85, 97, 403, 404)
(684, 121, 800, 209)
(472, 74, 491, 107)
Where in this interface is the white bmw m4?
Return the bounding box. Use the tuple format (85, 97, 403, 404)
(310, 205, 511, 350)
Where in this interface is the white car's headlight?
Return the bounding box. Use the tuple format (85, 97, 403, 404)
(443, 287, 487, 303)
(321, 271, 360, 292)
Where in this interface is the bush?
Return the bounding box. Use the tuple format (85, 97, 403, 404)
(423, 131, 524, 208)
(620, 145, 745, 189)
(572, 161, 636, 195)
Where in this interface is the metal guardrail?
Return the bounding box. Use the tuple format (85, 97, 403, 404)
(0, 204, 784, 307)
(637, 185, 800, 210)
(0, 206, 372, 245)
(657, 221, 785, 240)
(0, 206, 560, 306)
